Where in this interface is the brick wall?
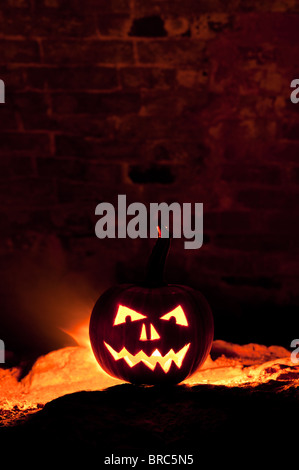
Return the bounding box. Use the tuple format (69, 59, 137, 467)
(0, 0, 298, 354)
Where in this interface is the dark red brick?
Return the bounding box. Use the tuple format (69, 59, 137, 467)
(21, 113, 57, 132)
(237, 44, 276, 64)
(281, 122, 299, 141)
(0, 177, 56, 207)
(236, 13, 299, 44)
(99, 0, 130, 12)
(239, 188, 299, 212)
(0, 109, 18, 130)
(116, 113, 206, 141)
(116, 115, 168, 140)
(10, 156, 34, 176)
(266, 211, 299, 233)
(284, 191, 299, 208)
(26, 67, 118, 91)
(98, 14, 131, 37)
(222, 164, 282, 185)
(2, 0, 31, 7)
(214, 233, 295, 252)
(48, 115, 115, 137)
(291, 167, 299, 185)
(237, 189, 286, 209)
(135, 0, 235, 16)
(86, 162, 123, 183)
(0, 156, 34, 181)
(2, 0, 98, 37)
(196, 252, 278, 276)
(55, 135, 137, 161)
(86, 141, 138, 162)
(0, 66, 26, 89)
(141, 89, 212, 118)
(0, 40, 40, 64)
(11, 92, 49, 114)
(1, 11, 96, 38)
(32, 0, 129, 13)
(277, 43, 299, 71)
(0, 133, 51, 156)
(137, 40, 206, 66)
(55, 135, 93, 158)
(51, 92, 141, 115)
(0, 157, 16, 179)
(7, 92, 51, 131)
(56, 179, 118, 204)
(238, 0, 299, 11)
(222, 276, 280, 289)
(50, 206, 94, 235)
(270, 142, 299, 162)
(37, 157, 87, 180)
(42, 40, 134, 65)
(204, 211, 252, 233)
(26, 209, 54, 231)
(119, 67, 176, 89)
(285, 96, 299, 116)
(77, 0, 130, 13)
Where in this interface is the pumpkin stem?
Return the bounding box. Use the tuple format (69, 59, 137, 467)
(145, 226, 171, 287)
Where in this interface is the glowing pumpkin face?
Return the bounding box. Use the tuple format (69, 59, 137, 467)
(105, 303, 192, 375)
(89, 233, 214, 385)
(90, 285, 213, 384)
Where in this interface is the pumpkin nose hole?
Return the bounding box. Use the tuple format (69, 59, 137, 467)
(140, 323, 147, 341)
(150, 324, 160, 340)
(139, 324, 160, 341)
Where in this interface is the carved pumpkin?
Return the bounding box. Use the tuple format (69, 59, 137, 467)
(89, 232, 214, 385)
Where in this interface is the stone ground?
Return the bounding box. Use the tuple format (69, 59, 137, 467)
(0, 340, 298, 466)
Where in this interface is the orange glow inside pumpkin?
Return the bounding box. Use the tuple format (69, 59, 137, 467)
(140, 323, 160, 341)
(160, 305, 188, 326)
(113, 304, 189, 328)
(114, 305, 147, 325)
(104, 342, 191, 373)
(0, 316, 296, 425)
(106, 304, 190, 371)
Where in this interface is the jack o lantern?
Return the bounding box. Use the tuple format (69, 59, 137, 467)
(89, 231, 214, 385)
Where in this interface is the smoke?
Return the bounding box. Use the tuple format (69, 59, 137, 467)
(0, 233, 107, 361)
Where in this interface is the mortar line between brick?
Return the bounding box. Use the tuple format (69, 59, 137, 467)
(36, 37, 44, 63)
(129, 0, 139, 64)
(5, 62, 178, 69)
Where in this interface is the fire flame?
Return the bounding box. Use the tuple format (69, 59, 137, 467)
(61, 321, 91, 350)
(0, 318, 297, 426)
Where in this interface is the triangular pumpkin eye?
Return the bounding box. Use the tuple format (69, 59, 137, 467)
(114, 305, 147, 325)
(160, 305, 188, 326)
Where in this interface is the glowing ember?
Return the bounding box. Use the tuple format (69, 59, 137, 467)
(0, 320, 297, 425)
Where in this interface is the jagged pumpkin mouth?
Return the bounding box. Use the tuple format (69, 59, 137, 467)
(104, 342, 191, 373)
